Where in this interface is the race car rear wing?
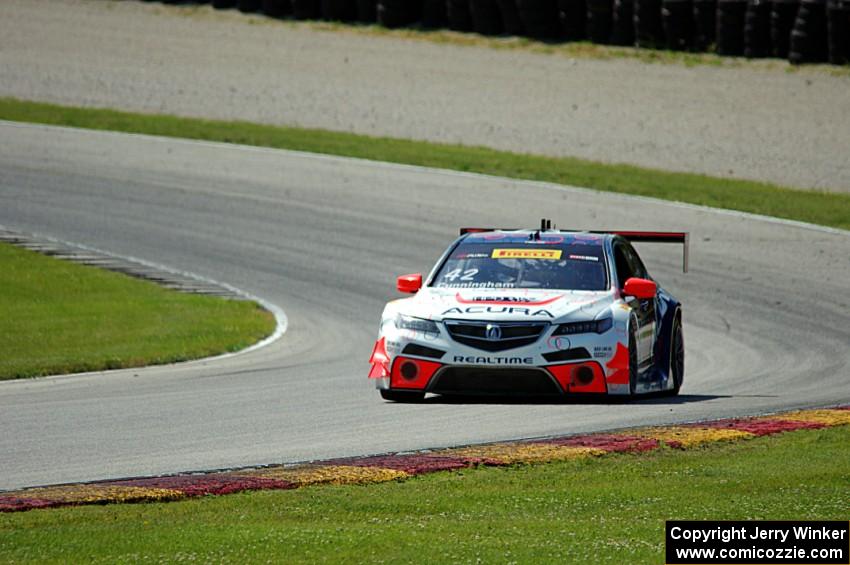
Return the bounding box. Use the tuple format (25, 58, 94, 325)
(606, 231, 689, 273)
(459, 220, 689, 272)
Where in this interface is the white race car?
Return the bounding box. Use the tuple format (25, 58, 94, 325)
(368, 220, 688, 402)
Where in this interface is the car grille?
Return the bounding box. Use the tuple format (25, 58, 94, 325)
(429, 367, 561, 395)
(443, 320, 549, 352)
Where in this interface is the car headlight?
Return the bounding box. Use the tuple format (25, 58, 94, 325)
(395, 314, 440, 334)
(552, 317, 613, 335)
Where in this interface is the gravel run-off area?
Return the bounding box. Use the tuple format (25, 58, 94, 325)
(1, 0, 849, 192)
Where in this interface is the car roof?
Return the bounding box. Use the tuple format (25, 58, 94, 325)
(459, 229, 611, 244)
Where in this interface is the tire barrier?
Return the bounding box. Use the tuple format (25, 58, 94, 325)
(744, 0, 772, 56)
(292, 0, 322, 18)
(716, 0, 747, 55)
(827, 0, 850, 64)
(422, 0, 448, 28)
(518, 0, 564, 38)
(586, 0, 615, 42)
(146, 0, 848, 65)
(692, 0, 716, 49)
(237, 0, 262, 11)
(634, 0, 665, 47)
(789, 0, 828, 62)
(322, 0, 357, 20)
(559, 0, 588, 39)
(611, 0, 635, 44)
(262, 0, 292, 17)
(355, 0, 376, 21)
(470, 0, 505, 34)
(662, 0, 693, 49)
(376, 0, 420, 27)
(771, 0, 798, 57)
(448, 0, 475, 31)
(498, 0, 527, 33)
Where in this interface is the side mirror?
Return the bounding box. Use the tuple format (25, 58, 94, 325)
(397, 273, 422, 294)
(623, 277, 657, 300)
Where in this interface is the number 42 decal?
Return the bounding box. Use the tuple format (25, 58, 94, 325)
(442, 268, 479, 282)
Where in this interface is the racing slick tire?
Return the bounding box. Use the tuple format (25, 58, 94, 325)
(628, 315, 639, 396)
(380, 389, 426, 402)
(668, 314, 684, 395)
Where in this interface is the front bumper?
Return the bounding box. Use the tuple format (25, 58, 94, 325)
(373, 354, 608, 395)
(369, 318, 623, 396)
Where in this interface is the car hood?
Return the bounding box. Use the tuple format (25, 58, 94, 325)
(395, 287, 616, 323)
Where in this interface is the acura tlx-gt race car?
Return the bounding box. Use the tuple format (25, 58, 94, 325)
(368, 220, 688, 402)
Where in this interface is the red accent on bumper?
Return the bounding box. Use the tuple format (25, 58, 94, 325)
(605, 342, 631, 385)
(546, 361, 607, 393)
(367, 337, 390, 379)
(390, 356, 443, 390)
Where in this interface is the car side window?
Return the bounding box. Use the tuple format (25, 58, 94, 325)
(623, 242, 649, 280)
(613, 244, 634, 289)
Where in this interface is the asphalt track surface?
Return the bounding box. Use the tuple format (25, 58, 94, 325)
(1, 122, 849, 490)
(2, 0, 850, 192)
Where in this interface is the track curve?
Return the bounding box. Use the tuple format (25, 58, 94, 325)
(1, 122, 848, 490)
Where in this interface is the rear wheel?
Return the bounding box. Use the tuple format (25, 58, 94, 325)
(380, 389, 425, 402)
(668, 315, 684, 395)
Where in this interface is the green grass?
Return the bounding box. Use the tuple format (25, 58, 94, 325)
(2, 97, 849, 231)
(0, 243, 275, 379)
(1, 427, 847, 563)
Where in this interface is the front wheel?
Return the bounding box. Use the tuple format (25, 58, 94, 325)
(628, 317, 639, 395)
(380, 389, 425, 403)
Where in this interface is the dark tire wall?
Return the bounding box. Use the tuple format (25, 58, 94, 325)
(321, 0, 357, 20)
(662, 0, 693, 50)
(559, 0, 588, 39)
(470, 0, 505, 34)
(635, 0, 666, 47)
(827, 0, 850, 64)
(447, 0, 475, 31)
(518, 0, 564, 38)
(611, 0, 635, 44)
(716, 0, 747, 55)
(377, 0, 420, 28)
(790, 0, 829, 62)
(355, 0, 376, 21)
(744, 0, 772, 57)
(422, 0, 448, 27)
(135, 0, 849, 64)
(262, 0, 292, 17)
(586, 0, 615, 43)
(292, 0, 321, 19)
(498, 0, 527, 34)
(692, 0, 716, 49)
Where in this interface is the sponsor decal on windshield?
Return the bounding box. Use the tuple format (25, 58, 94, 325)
(436, 282, 517, 289)
(491, 248, 562, 260)
(569, 254, 599, 262)
(455, 293, 562, 306)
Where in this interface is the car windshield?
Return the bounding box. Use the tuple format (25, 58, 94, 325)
(431, 235, 609, 291)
